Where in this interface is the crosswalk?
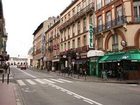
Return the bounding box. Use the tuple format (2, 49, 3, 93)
(16, 78, 73, 86)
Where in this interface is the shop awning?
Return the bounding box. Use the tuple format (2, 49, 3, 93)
(98, 55, 109, 63)
(99, 52, 125, 63)
(87, 50, 104, 58)
(122, 50, 140, 62)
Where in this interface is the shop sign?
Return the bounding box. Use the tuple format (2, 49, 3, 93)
(88, 24, 94, 48)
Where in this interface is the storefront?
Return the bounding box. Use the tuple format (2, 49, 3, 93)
(98, 50, 140, 80)
(87, 50, 104, 76)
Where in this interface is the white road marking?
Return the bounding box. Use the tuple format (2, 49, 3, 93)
(17, 69, 37, 78)
(74, 95, 81, 99)
(47, 83, 103, 105)
(26, 79, 36, 85)
(43, 79, 56, 84)
(17, 80, 26, 86)
(58, 79, 73, 83)
(83, 99, 94, 104)
(51, 79, 64, 83)
(34, 79, 46, 84)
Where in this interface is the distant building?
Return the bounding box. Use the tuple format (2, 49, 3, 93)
(27, 47, 33, 67)
(7, 57, 28, 66)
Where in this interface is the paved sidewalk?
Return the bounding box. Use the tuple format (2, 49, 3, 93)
(0, 83, 17, 105)
(31, 69, 140, 84)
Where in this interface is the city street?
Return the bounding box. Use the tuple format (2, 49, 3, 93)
(10, 66, 140, 105)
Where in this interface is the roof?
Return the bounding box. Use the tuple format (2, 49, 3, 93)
(32, 22, 43, 36)
(60, 0, 78, 16)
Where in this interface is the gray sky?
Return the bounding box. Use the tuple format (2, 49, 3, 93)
(3, 0, 71, 58)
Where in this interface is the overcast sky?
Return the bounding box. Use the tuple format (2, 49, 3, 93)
(3, 0, 71, 58)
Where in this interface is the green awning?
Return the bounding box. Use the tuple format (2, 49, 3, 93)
(99, 52, 125, 63)
(122, 50, 140, 62)
(105, 52, 125, 62)
(99, 55, 109, 63)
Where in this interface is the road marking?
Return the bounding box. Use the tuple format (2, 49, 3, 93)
(43, 79, 56, 84)
(17, 69, 37, 78)
(17, 80, 26, 86)
(51, 79, 64, 83)
(83, 99, 94, 104)
(58, 79, 73, 83)
(74, 95, 81, 99)
(47, 83, 103, 105)
(34, 79, 46, 84)
(26, 79, 36, 85)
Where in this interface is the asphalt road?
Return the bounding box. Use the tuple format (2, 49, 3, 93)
(10, 66, 140, 105)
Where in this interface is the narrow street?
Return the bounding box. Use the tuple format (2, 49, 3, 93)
(10, 66, 140, 105)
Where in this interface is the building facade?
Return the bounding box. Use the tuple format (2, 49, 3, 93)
(59, 0, 95, 75)
(45, 19, 60, 71)
(32, 0, 140, 79)
(0, 0, 8, 62)
(95, 0, 140, 79)
(33, 17, 59, 69)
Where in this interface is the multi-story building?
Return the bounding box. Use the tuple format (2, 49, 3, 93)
(45, 19, 60, 71)
(59, 0, 95, 75)
(27, 47, 33, 67)
(95, 0, 140, 79)
(0, 0, 8, 61)
(33, 17, 58, 69)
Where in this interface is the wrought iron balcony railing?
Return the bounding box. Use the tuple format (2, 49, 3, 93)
(59, 2, 94, 30)
(94, 16, 127, 34)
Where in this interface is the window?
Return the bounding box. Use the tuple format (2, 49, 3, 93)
(72, 8, 75, 16)
(112, 34, 118, 51)
(72, 24, 75, 36)
(77, 3, 81, 13)
(97, 0, 102, 9)
(83, 0, 86, 8)
(68, 41, 70, 49)
(116, 6, 123, 24)
(105, 0, 111, 5)
(83, 18, 87, 32)
(64, 43, 66, 50)
(77, 37, 81, 48)
(68, 27, 70, 38)
(72, 40, 75, 48)
(89, 14, 93, 25)
(61, 44, 63, 51)
(133, 1, 140, 22)
(106, 11, 111, 29)
(68, 12, 70, 19)
(83, 35, 86, 46)
(77, 21, 81, 34)
(97, 16, 102, 32)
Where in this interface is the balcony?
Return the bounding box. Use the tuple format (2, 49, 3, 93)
(59, 2, 94, 30)
(94, 16, 127, 34)
(134, 16, 140, 23)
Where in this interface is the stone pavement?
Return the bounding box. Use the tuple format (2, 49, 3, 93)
(0, 83, 17, 105)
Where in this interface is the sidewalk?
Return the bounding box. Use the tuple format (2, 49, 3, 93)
(34, 69, 140, 84)
(0, 83, 17, 105)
